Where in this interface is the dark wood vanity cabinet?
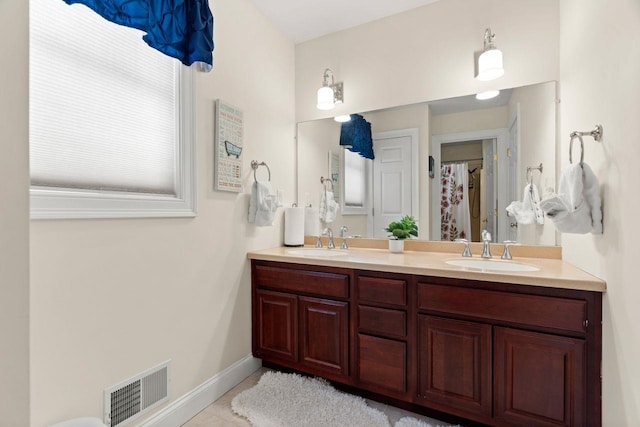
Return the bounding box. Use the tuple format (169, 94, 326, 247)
(252, 262, 351, 382)
(251, 260, 602, 427)
(416, 278, 601, 427)
(355, 273, 411, 399)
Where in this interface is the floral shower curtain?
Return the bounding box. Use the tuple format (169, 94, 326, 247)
(440, 162, 471, 241)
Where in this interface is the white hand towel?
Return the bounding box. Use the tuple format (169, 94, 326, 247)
(506, 184, 544, 225)
(581, 162, 603, 234)
(248, 181, 277, 226)
(319, 190, 339, 223)
(540, 162, 602, 234)
(525, 184, 545, 225)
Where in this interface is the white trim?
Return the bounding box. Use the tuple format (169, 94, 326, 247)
(30, 66, 197, 220)
(138, 355, 262, 427)
(431, 128, 508, 241)
(507, 105, 521, 242)
(370, 128, 420, 237)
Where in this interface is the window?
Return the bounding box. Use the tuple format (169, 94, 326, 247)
(29, 0, 196, 219)
(342, 149, 368, 215)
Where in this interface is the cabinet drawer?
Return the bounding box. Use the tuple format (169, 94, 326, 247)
(254, 264, 349, 298)
(357, 275, 407, 306)
(358, 305, 406, 338)
(418, 283, 587, 333)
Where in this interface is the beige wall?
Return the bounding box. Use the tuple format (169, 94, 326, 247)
(430, 106, 509, 136)
(295, 0, 560, 123)
(28, 0, 295, 425)
(560, 0, 640, 425)
(0, 1, 30, 426)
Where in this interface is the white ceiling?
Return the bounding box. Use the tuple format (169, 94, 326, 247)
(248, 0, 442, 44)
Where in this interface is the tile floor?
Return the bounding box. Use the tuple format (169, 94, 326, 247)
(183, 367, 453, 426)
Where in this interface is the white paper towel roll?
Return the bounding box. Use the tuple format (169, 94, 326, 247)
(284, 207, 305, 246)
(304, 207, 320, 236)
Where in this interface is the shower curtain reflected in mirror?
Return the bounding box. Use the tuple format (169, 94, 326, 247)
(440, 162, 471, 241)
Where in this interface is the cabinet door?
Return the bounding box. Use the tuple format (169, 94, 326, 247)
(494, 327, 586, 427)
(357, 334, 407, 395)
(418, 315, 492, 418)
(254, 290, 298, 362)
(299, 296, 349, 377)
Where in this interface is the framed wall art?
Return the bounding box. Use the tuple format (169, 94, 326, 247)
(214, 99, 243, 192)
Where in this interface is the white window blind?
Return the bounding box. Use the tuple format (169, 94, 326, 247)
(343, 149, 367, 214)
(29, 0, 196, 218)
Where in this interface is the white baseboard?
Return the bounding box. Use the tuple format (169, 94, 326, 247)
(138, 354, 262, 427)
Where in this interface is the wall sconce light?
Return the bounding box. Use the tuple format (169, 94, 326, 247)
(316, 68, 344, 110)
(476, 28, 504, 81)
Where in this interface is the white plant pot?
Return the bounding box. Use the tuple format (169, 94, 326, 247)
(388, 239, 405, 253)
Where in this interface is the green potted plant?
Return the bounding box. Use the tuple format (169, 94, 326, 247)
(386, 215, 418, 253)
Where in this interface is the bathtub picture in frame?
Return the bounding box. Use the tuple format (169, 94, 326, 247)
(214, 99, 243, 192)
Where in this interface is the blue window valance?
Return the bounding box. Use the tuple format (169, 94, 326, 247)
(339, 114, 374, 160)
(62, 0, 215, 70)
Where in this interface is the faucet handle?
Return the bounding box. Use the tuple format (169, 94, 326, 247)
(323, 227, 335, 249)
(501, 240, 518, 260)
(315, 235, 323, 248)
(339, 226, 349, 249)
(454, 238, 472, 257)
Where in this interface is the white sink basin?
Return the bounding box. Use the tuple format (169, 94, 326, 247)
(287, 248, 349, 257)
(445, 258, 539, 272)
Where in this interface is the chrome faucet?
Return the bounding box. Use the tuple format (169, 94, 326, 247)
(339, 226, 349, 249)
(501, 240, 517, 260)
(323, 227, 335, 249)
(315, 235, 323, 248)
(454, 238, 472, 257)
(481, 229, 492, 258)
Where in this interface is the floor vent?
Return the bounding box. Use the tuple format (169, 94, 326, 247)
(104, 361, 170, 426)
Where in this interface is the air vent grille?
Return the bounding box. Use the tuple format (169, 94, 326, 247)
(104, 361, 170, 426)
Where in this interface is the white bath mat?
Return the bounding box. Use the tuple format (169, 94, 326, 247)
(231, 371, 460, 427)
(231, 371, 390, 426)
(395, 416, 461, 427)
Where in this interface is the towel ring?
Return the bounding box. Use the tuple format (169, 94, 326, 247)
(569, 134, 584, 164)
(251, 160, 271, 182)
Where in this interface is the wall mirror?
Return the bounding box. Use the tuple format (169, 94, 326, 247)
(297, 81, 557, 246)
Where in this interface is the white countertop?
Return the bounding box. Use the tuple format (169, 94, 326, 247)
(248, 246, 606, 293)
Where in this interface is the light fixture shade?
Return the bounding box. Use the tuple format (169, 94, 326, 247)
(316, 86, 335, 110)
(476, 90, 500, 100)
(477, 48, 504, 81)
